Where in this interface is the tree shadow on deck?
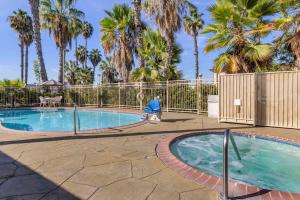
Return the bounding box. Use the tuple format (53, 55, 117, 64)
(161, 118, 194, 122)
(0, 126, 255, 146)
(0, 152, 81, 200)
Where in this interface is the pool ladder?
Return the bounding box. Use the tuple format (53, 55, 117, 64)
(74, 105, 77, 135)
(219, 129, 241, 200)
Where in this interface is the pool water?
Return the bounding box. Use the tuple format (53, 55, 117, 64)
(0, 109, 144, 132)
(171, 133, 300, 193)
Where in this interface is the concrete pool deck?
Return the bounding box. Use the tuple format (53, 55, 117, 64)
(0, 109, 299, 200)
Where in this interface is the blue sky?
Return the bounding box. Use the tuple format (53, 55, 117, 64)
(0, 0, 217, 83)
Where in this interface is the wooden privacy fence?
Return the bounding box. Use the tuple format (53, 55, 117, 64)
(219, 71, 300, 129)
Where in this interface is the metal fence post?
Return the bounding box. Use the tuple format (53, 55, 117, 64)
(100, 84, 103, 108)
(166, 80, 169, 112)
(118, 82, 121, 108)
(197, 77, 201, 115)
(198, 76, 203, 114)
(140, 82, 143, 111)
(96, 85, 99, 108)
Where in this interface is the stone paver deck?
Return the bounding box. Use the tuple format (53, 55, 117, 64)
(0, 109, 299, 200)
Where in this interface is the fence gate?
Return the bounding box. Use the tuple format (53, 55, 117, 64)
(219, 74, 256, 125)
(219, 71, 300, 129)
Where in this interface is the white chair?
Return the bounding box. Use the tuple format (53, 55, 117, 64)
(39, 96, 48, 107)
(51, 96, 62, 107)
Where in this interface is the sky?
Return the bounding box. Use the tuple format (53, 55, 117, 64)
(0, 0, 218, 84)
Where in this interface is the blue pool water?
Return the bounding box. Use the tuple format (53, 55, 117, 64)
(171, 133, 300, 193)
(0, 109, 144, 132)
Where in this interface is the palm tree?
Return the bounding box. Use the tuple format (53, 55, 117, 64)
(184, 3, 204, 79)
(24, 29, 34, 84)
(64, 61, 79, 85)
(202, 0, 277, 73)
(8, 9, 30, 83)
(0, 79, 25, 88)
(33, 60, 41, 83)
(132, 0, 144, 68)
(100, 4, 135, 82)
(132, 29, 183, 81)
(274, 0, 300, 69)
(100, 56, 119, 83)
(40, 0, 84, 83)
(144, 0, 186, 79)
(28, 0, 48, 82)
(70, 18, 83, 65)
(77, 68, 93, 85)
(75, 45, 88, 68)
(89, 49, 102, 82)
(81, 21, 93, 67)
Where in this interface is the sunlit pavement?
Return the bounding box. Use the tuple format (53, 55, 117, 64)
(0, 110, 298, 200)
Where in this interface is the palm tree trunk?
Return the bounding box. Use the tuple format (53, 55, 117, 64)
(165, 33, 174, 80)
(29, 0, 48, 82)
(132, 0, 144, 68)
(75, 38, 78, 65)
(193, 33, 199, 79)
(20, 41, 24, 82)
(85, 38, 88, 68)
(291, 26, 300, 70)
(25, 45, 29, 84)
(92, 65, 96, 83)
(295, 57, 300, 70)
(58, 47, 64, 83)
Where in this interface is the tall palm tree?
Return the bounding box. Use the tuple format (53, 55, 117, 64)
(100, 4, 135, 82)
(8, 9, 30, 83)
(81, 21, 93, 67)
(28, 0, 48, 82)
(89, 49, 102, 82)
(202, 0, 277, 73)
(40, 0, 84, 83)
(184, 3, 204, 79)
(24, 29, 34, 84)
(75, 45, 88, 68)
(144, 0, 186, 79)
(132, 0, 144, 68)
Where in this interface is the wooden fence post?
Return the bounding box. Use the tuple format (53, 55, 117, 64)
(253, 73, 257, 127)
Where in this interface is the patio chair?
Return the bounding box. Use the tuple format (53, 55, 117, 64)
(50, 96, 62, 107)
(39, 96, 48, 107)
(145, 97, 162, 121)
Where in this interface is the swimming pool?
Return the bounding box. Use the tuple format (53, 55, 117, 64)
(170, 133, 300, 194)
(0, 108, 145, 132)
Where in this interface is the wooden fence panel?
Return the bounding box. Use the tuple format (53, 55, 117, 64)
(256, 71, 300, 129)
(219, 74, 255, 124)
(220, 71, 300, 129)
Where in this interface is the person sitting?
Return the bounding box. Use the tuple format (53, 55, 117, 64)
(145, 96, 162, 121)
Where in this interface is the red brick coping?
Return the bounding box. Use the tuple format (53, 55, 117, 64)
(0, 107, 148, 136)
(156, 130, 300, 200)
